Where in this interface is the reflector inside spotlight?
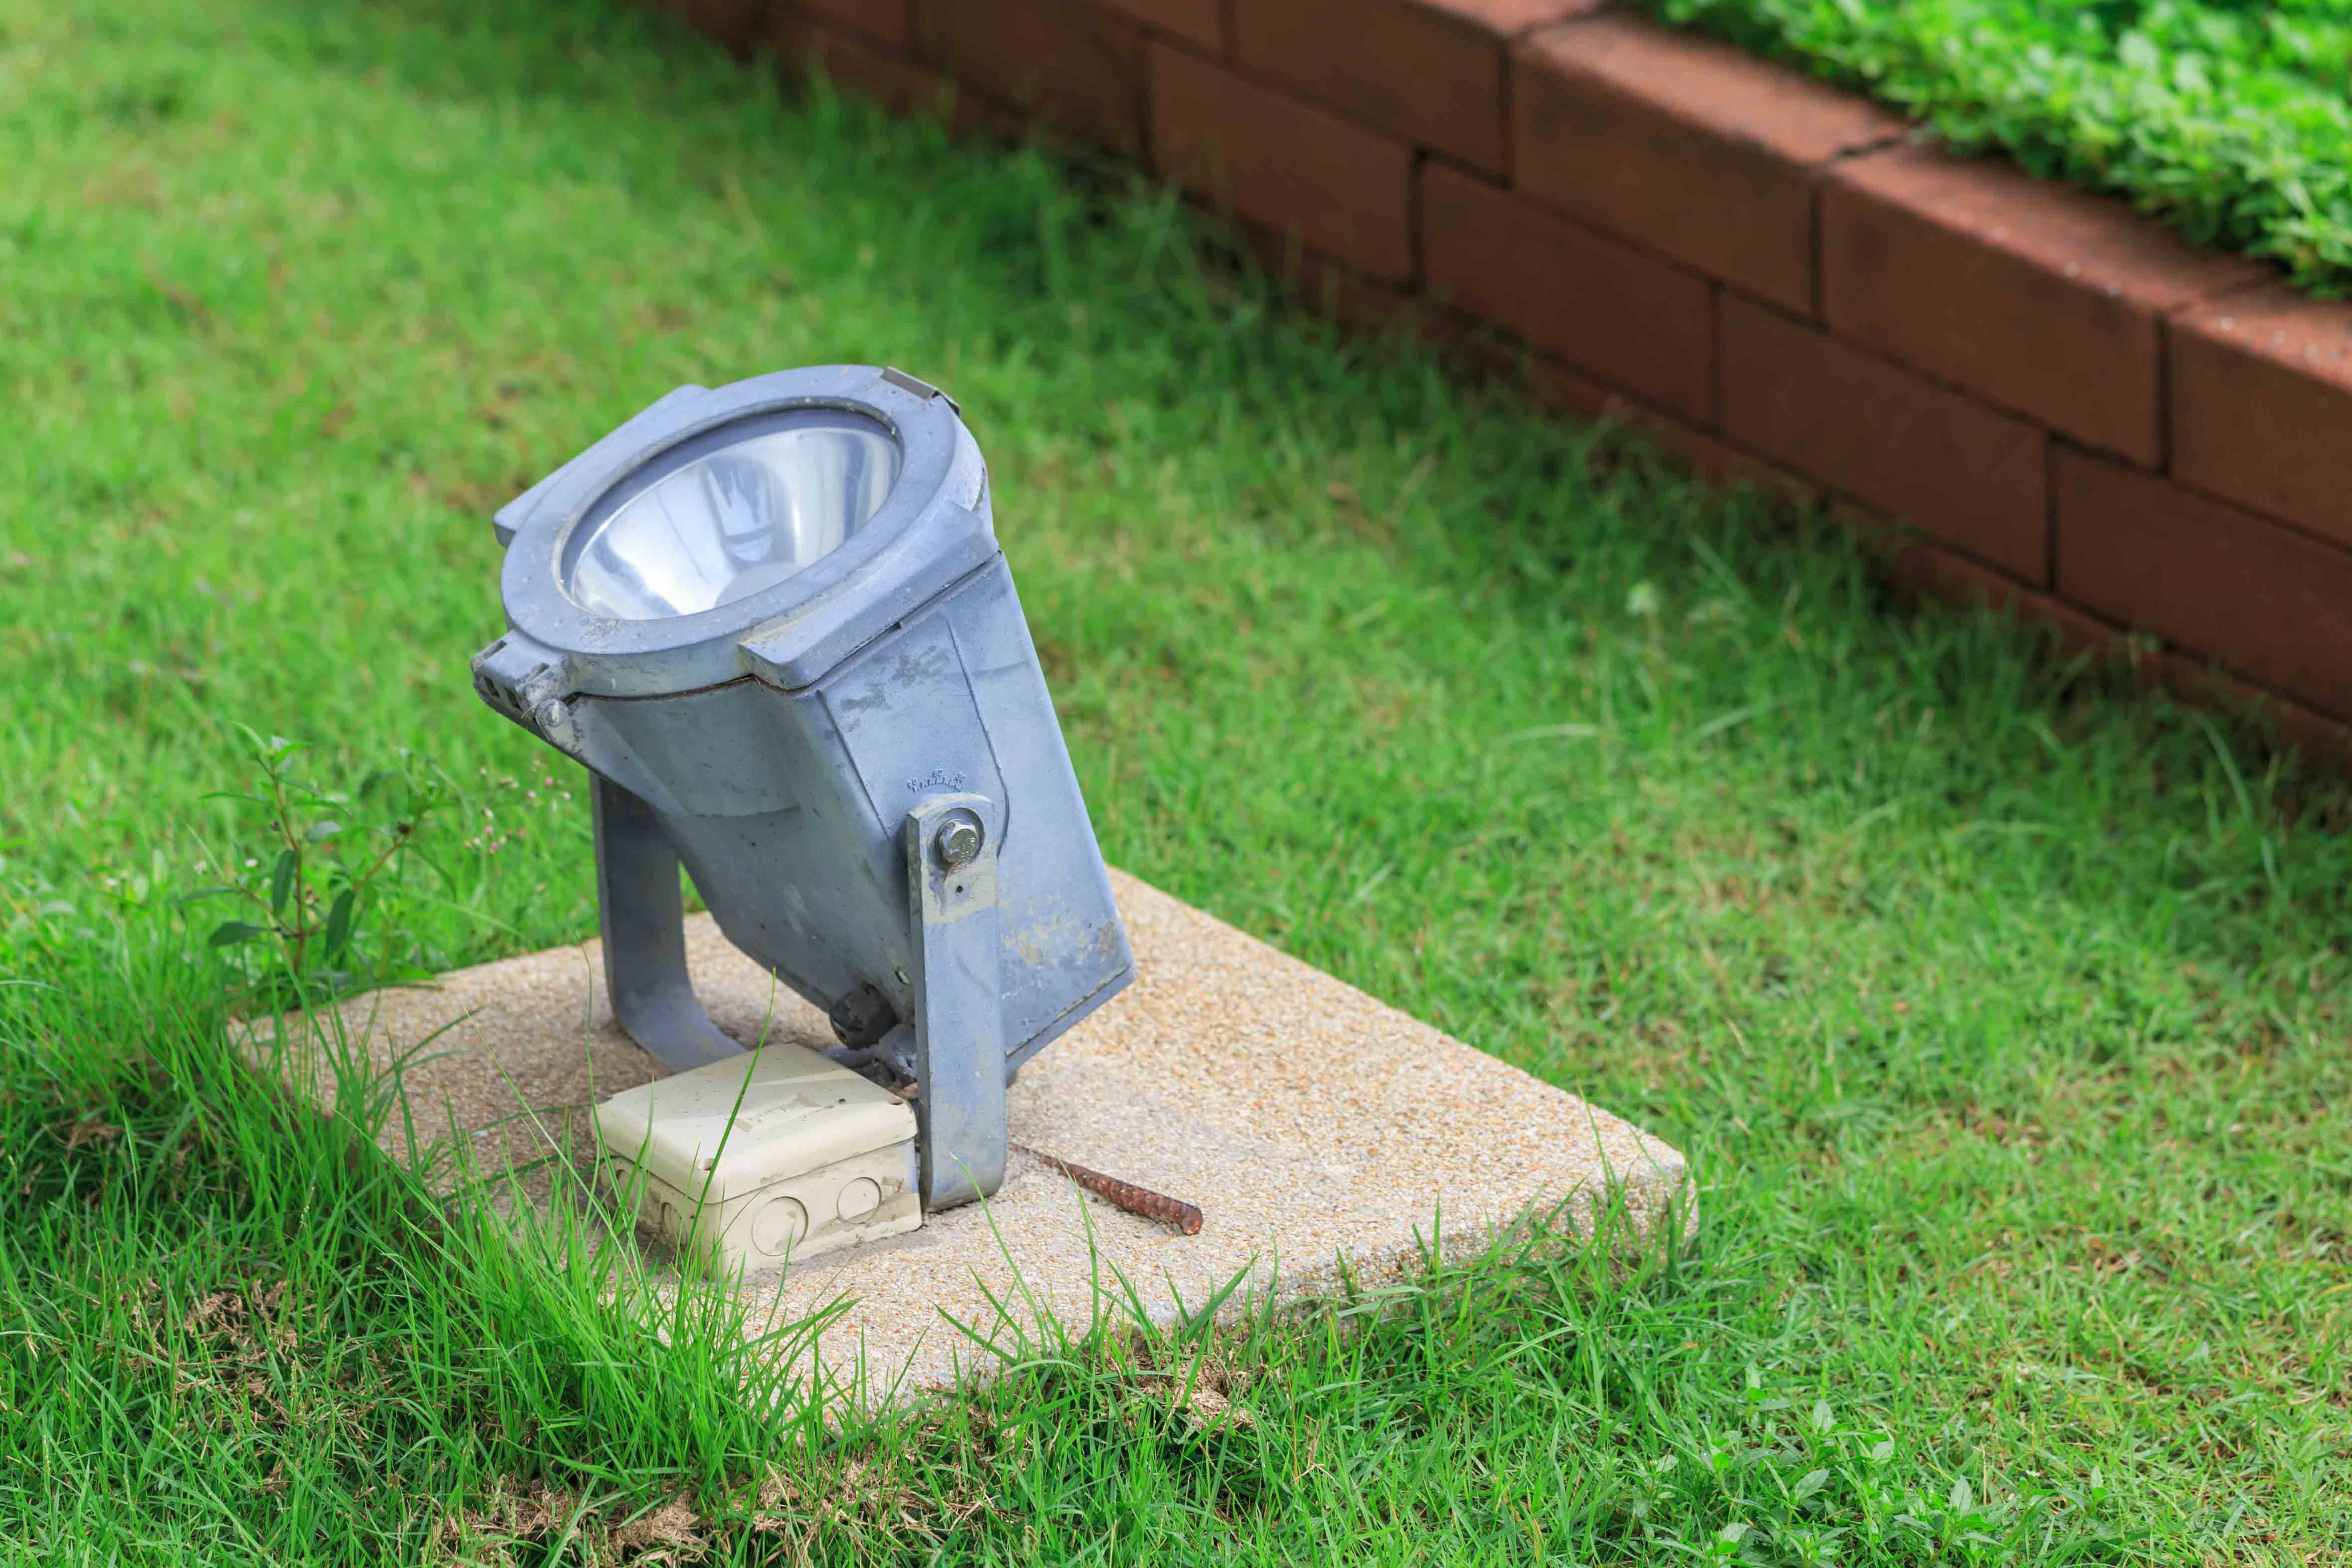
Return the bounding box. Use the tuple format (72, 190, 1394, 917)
(562, 408, 903, 620)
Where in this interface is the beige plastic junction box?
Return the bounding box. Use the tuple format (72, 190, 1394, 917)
(591, 1042, 922, 1274)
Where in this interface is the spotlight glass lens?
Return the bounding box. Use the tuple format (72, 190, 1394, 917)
(563, 410, 901, 620)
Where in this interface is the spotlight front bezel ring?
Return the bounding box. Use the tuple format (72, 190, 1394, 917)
(495, 365, 991, 699)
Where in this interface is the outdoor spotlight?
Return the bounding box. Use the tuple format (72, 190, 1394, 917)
(470, 366, 1133, 1265)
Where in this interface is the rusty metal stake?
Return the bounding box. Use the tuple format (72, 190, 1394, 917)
(1014, 1142, 1204, 1235)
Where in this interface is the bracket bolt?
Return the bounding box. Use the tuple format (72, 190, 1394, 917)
(935, 812, 984, 869)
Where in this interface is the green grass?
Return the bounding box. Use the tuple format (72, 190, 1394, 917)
(4, 0, 2351, 1561)
(1650, 0, 2352, 294)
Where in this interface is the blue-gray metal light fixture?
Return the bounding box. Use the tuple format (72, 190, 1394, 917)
(470, 366, 1133, 1214)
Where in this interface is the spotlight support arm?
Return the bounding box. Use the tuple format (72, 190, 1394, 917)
(903, 793, 1008, 1210)
(591, 777, 1017, 1208)
(591, 776, 746, 1073)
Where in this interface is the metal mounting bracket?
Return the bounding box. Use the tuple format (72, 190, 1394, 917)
(591, 775, 746, 1073)
(902, 792, 1007, 1212)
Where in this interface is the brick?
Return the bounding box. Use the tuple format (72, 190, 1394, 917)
(771, 18, 961, 123)
(1513, 17, 1900, 315)
(1234, 0, 1604, 175)
(1720, 295, 2046, 581)
(1095, 0, 1223, 52)
(2055, 447, 2352, 719)
(1639, 417, 1808, 500)
(1423, 164, 1713, 419)
(784, 0, 910, 48)
(2171, 280, 2352, 549)
(1839, 497, 2156, 669)
(2163, 657, 2352, 774)
(1151, 44, 1414, 282)
(1239, 223, 1456, 347)
(1529, 359, 1812, 501)
(652, 0, 766, 54)
(1877, 505, 2352, 773)
(1427, 0, 1611, 24)
(1870, 531, 2128, 663)
(1822, 145, 2265, 465)
(915, 0, 1147, 154)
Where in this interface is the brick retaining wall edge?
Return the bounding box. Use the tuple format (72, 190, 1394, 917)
(661, 0, 2352, 771)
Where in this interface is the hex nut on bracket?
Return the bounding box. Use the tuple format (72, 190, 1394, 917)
(828, 982, 898, 1050)
(935, 810, 984, 869)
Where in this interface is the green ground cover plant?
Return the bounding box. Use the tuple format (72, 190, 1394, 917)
(3, 0, 2350, 1560)
(1651, 0, 2352, 293)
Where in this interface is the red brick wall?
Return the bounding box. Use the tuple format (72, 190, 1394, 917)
(675, 0, 2352, 765)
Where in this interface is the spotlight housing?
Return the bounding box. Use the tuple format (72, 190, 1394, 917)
(471, 366, 1133, 1230)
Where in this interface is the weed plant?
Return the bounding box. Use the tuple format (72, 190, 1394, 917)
(3, 0, 2350, 1560)
(1651, 0, 2352, 293)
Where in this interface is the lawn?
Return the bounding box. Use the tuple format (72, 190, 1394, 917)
(1651, 0, 2352, 293)
(4, 0, 2350, 1561)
